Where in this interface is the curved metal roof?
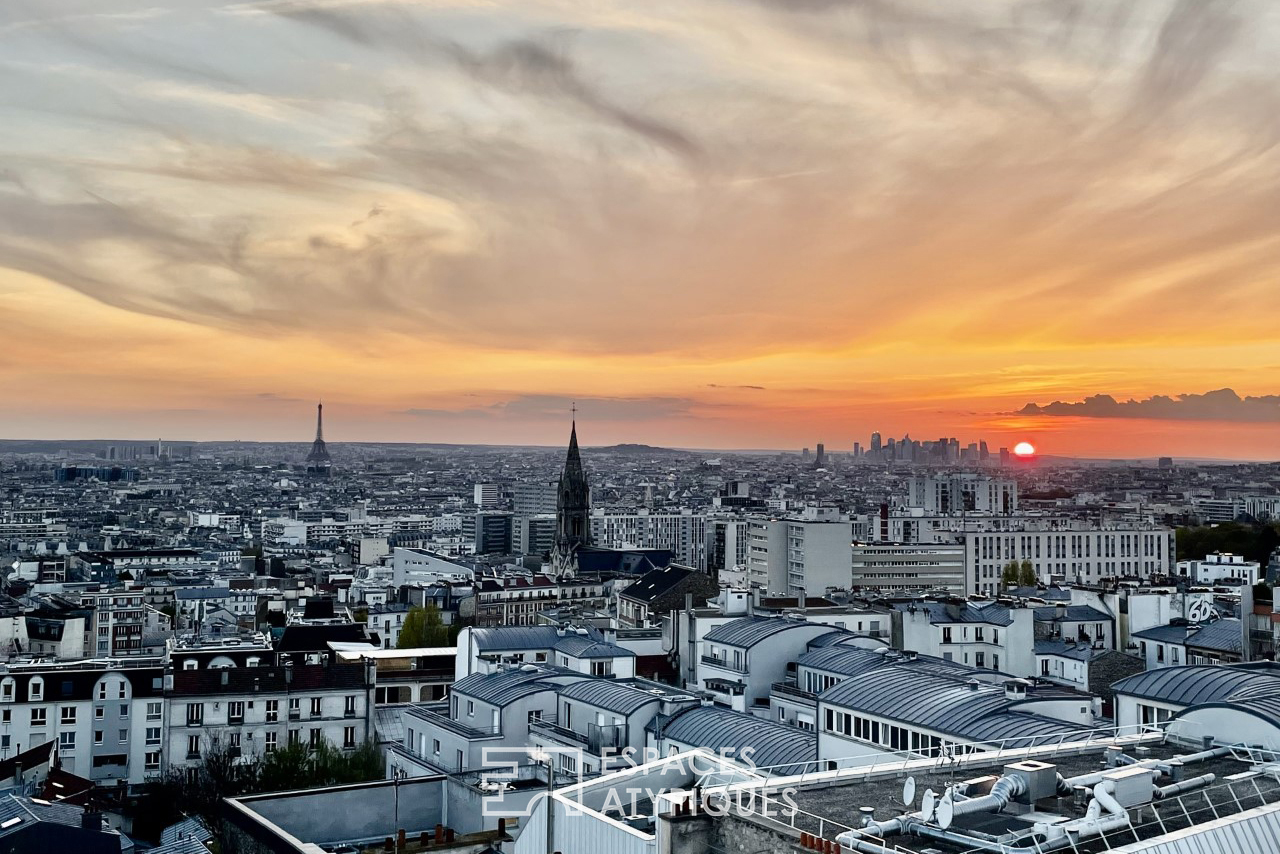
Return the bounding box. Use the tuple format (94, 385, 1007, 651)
(655, 706, 816, 772)
(1110, 663, 1278, 706)
(1176, 694, 1280, 731)
(703, 616, 837, 649)
(552, 634, 634, 659)
(820, 667, 1066, 743)
(558, 679, 667, 715)
(451, 667, 580, 706)
(469, 625, 605, 652)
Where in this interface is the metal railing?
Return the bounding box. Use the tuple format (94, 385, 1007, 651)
(700, 655, 747, 673)
(770, 681, 817, 702)
(698, 722, 1175, 789)
(406, 705, 502, 739)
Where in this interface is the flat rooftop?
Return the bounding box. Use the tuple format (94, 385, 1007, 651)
(716, 736, 1280, 854)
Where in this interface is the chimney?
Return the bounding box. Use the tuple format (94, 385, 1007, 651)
(220, 670, 229, 686)
(13, 761, 22, 788)
(284, 660, 294, 685)
(81, 805, 103, 832)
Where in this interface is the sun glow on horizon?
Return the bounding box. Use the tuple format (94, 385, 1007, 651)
(1014, 441, 1036, 457)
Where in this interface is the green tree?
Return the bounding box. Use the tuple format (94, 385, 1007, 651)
(1018, 559, 1037, 588)
(397, 604, 451, 648)
(1000, 561, 1021, 590)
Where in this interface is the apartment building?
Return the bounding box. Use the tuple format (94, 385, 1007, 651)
(850, 542, 967, 595)
(79, 591, 147, 657)
(0, 660, 166, 788)
(589, 510, 709, 570)
(894, 600, 1035, 676)
(165, 660, 376, 776)
(746, 509, 852, 595)
(965, 525, 1175, 595)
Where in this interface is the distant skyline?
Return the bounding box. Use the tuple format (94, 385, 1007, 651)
(2, 1, 1279, 459)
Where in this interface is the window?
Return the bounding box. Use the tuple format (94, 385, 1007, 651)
(343, 726, 356, 748)
(59, 731, 76, 751)
(147, 701, 162, 721)
(146, 727, 161, 745)
(187, 735, 200, 758)
(60, 707, 76, 725)
(95, 730, 104, 745)
(28, 679, 43, 702)
(0, 680, 12, 702)
(119, 704, 129, 718)
(265, 732, 278, 753)
(118, 682, 127, 699)
(466, 700, 475, 716)
(344, 696, 356, 717)
(433, 738, 441, 755)
(98, 682, 109, 700)
(183, 660, 198, 671)
(228, 701, 245, 725)
(120, 729, 129, 743)
(229, 733, 241, 750)
(288, 698, 300, 719)
(942, 627, 953, 644)
(30, 708, 47, 727)
(266, 700, 279, 723)
(288, 729, 301, 746)
(309, 728, 322, 748)
(0, 709, 8, 724)
(591, 661, 612, 677)
(187, 703, 204, 726)
(145, 751, 161, 771)
(527, 710, 542, 724)
(310, 698, 322, 717)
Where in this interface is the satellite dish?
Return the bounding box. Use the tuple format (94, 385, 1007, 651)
(902, 776, 917, 807)
(937, 795, 955, 830)
(920, 789, 937, 822)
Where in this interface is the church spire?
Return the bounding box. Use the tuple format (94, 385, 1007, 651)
(553, 406, 590, 575)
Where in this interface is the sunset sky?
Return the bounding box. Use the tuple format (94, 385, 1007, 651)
(2, 0, 1279, 458)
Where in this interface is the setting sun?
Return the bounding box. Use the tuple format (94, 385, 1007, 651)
(1014, 441, 1036, 457)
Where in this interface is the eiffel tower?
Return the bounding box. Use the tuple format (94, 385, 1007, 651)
(306, 402, 332, 474)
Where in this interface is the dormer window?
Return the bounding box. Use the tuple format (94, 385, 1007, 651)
(28, 678, 43, 702)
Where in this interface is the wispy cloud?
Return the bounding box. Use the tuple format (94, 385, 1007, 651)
(397, 393, 705, 421)
(1018, 388, 1280, 423)
(0, 0, 1276, 360)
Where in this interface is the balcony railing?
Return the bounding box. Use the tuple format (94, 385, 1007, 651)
(389, 742, 463, 774)
(530, 715, 625, 753)
(529, 715, 589, 747)
(407, 705, 502, 740)
(700, 655, 747, 673)
(770, 681, 817, 703)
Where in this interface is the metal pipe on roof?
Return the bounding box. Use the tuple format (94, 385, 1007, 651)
(1064, 746, 1227, 787)
(1153, 773, 1216, 799)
